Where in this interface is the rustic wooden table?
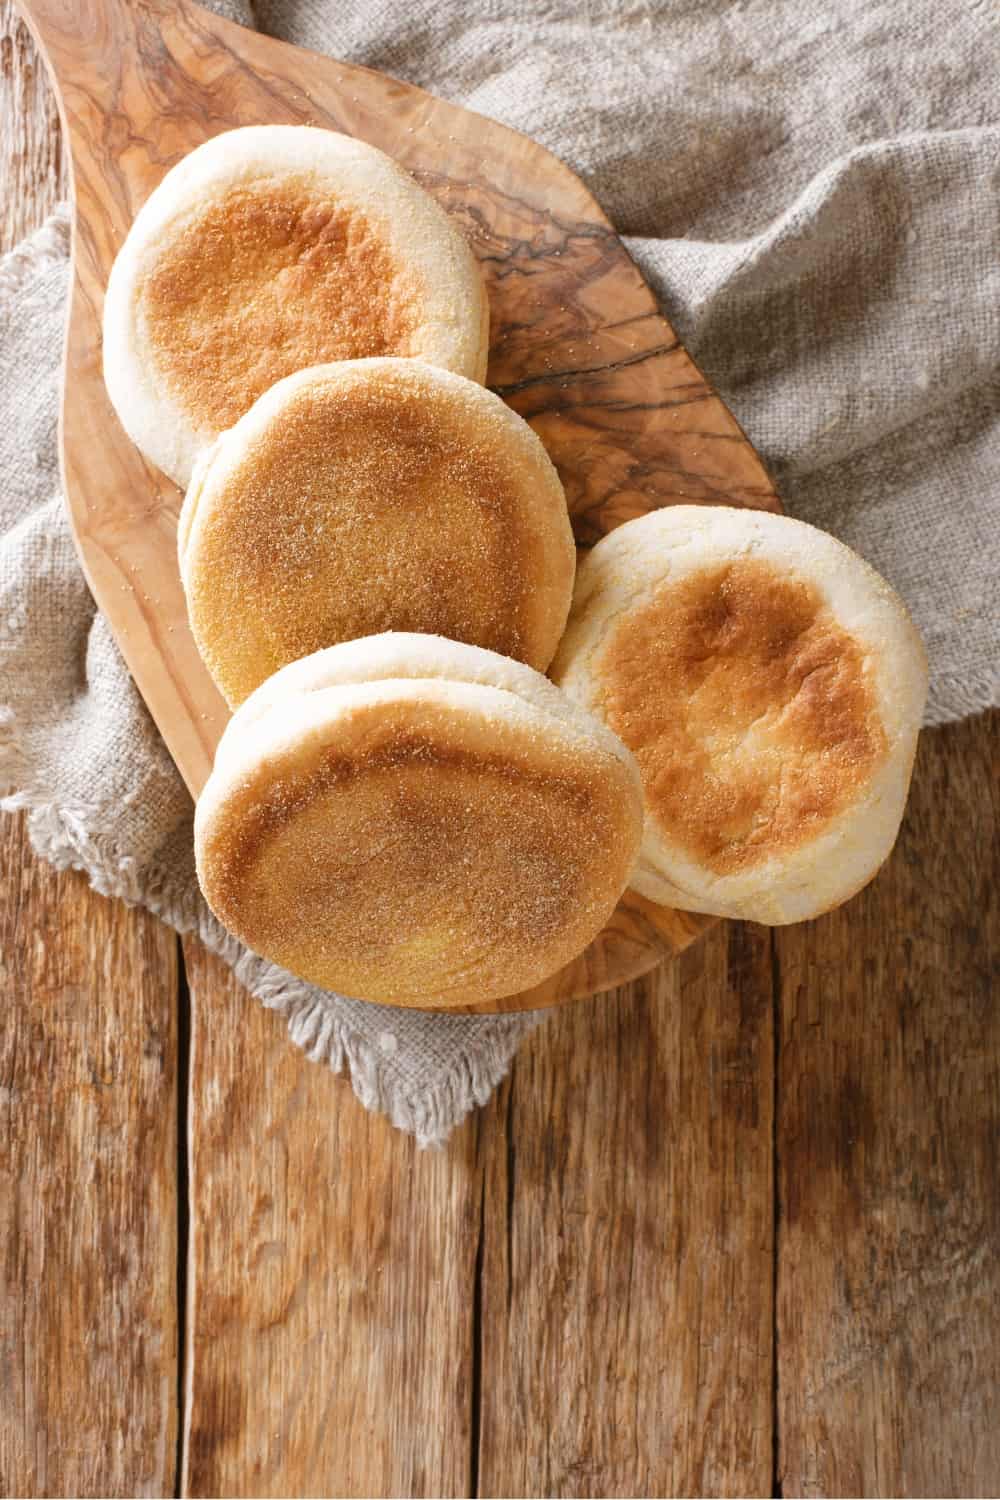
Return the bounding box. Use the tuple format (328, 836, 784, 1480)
(2, 10, 998, 1497)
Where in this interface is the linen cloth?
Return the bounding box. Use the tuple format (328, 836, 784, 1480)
(2, 0, 997, 1142)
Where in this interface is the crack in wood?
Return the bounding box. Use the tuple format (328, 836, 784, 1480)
(492, 338, 682, 397)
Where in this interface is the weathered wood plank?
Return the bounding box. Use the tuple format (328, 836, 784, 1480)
(0, 1, 67, 252)
(1, 16, 178, 1497)
(181, 938, 482, 1499)
(0, 813, 179, 1498)
(775, 710, 1000, 1498)
(476, 922, 775, 1498)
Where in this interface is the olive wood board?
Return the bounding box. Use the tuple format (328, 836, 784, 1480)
(20, 0, 780, 1014)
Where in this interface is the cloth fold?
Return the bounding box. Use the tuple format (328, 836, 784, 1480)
(2, 0, 997, 1142)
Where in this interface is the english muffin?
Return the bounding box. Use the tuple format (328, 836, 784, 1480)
(104, 125, 489, 486)
(179, 358, 576, 705)
(551, 505, 928, 924)
(195, 634, 644, 1007)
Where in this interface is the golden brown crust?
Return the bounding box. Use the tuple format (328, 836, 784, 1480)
(104, 127, 490, 486)
(598, 558, 887, 875)
(182, 361, 576, 705)
(141, 177, 419, 433)
(196, 681, 642, 1007)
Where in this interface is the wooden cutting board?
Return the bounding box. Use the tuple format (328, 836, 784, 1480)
(20, 0, 780, 1013)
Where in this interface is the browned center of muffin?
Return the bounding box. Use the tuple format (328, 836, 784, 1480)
(599, 557, 887, 873)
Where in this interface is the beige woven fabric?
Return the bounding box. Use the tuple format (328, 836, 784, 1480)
(2, 0, 997, 1141)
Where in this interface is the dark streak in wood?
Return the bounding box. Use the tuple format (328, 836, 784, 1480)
(492, 340, 682, 398)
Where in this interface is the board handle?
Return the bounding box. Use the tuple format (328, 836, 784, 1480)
(17, 0, 134, 75)
(15, 0, 232, 217)
(15, 0, 180, 122)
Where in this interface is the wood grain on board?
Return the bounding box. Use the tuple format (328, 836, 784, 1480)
(476, 923, 775, 1499)
(19, 0, 778, 1010)
(775, 713, 1000, 1498)
(0, 813, 179, 1497)
(18, 0, 778, 793)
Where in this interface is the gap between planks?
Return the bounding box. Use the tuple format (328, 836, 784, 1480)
(771, 935, 783, 1500)
(175, 938, 193, 1500)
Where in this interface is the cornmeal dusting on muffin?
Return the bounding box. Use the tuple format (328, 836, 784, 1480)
(198, 712, 639, 1005)
(141, 177, 420, 431)
(183, 365, 574, 703)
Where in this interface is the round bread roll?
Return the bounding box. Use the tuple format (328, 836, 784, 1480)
(551, 506, 928, 924)
(103, 125, 489, 487)
(178, 358, 576, 705)
(195, 634, 644, 1008)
